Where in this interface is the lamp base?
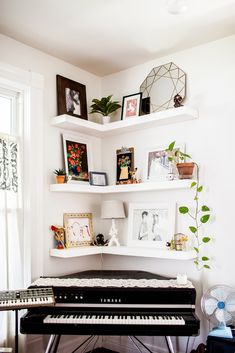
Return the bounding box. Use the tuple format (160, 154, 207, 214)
(108, 219, 120, 247)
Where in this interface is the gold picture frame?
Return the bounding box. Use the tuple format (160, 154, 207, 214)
(63, 213, 94, 247)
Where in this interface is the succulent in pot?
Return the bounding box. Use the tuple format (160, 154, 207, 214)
(54, 169, 66, 184)
(90, 95, 121, 124)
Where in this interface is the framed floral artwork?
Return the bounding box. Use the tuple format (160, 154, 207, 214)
(127, 202, 175, 249)
(64, 213, 94, 247)
(57, 75, 88, 120)
(121, 92, 142, 120)
(62, 133, 92, 183)
(116, 147, 134, 184)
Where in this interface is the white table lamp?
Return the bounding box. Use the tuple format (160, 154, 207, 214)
(101, 200, 125, 247)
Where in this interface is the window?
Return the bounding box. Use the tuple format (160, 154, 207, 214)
(0, 86, 24, 346)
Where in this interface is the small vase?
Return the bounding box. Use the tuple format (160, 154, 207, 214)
(102, 116, 110, 124)
(120, 166, 129, 180)
(56, 175, 65, 184)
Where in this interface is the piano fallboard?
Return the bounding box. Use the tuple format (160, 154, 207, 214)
(20, 307, 199, 336)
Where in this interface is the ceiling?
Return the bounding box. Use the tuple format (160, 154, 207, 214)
(1, 0, 235, 76)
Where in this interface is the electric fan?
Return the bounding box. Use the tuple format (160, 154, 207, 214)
(201, 285, 235, 338)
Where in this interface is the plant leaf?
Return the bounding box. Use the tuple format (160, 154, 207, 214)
(201, 205, 210, 212)
(189, 226, 197, 234)
(194, 196, 198, 201)
(194, 260, 199, 265)
(202, 237, 211, 243)
(191, 181, 197, 188)
(202, 256, 209, 261)
(203, 264, 210, 269)
(197, 186, 203, 192)
(194, 247, 199, 253)
(167, 141, 176, 151)
(200, 214, 210, 223)
(179, 206, 189, 214)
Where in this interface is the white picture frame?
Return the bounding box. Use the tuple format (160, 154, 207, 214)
(145, 143, 185, 182)
(127, 202, 175, 248)
(62, 133, 93, 183)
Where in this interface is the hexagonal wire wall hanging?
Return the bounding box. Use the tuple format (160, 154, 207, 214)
(140, 62, 186, 113)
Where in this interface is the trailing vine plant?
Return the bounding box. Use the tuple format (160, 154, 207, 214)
(166, 141, 212, 270)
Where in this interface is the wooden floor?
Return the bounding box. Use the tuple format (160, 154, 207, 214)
(86, 348, 119, 353)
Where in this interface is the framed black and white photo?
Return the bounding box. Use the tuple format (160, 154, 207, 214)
(127, 203, 175, 248)
(121, 92, 142, 120)
(57, 75, 88, 120)
(89, 171, 108, 186)
(145, 144, 184, 181)
(62, 133, 92, 183)
(64, 213, 94, 247)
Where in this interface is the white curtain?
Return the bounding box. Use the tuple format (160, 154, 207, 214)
(0, 135, 24, 347)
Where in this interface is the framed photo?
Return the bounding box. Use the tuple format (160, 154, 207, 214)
(127, 203, 175, 248)
(89, 171, 108, 186)
(63, 133, 92, 183)
(121, 93, 142, 120)
(64, 213, 94, 247)
(145, 144, 184, 181)
(116, 147, 134, 184)
(57, 75, 88, 120)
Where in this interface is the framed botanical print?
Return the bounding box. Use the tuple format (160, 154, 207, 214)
(57, 75, 88, 120)
(64, 213, 94, 247)
(63, 133, 92, 183)
(116, 147, 134, 184)
(127, 202, 175, 249)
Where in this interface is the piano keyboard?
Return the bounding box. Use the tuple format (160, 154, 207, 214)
(44, 314, 185, 325)
(0, 287, 55, 311)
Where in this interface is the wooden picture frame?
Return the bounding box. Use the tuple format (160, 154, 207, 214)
(57, 75, 88, 120)
(64, 213, 94, 247)
(89, 171, 108, 186)
(116, 147, 134, 184)
(127, 202, 175, 249)
(121, 92, 142, 120)
(62, 133, 92, 183)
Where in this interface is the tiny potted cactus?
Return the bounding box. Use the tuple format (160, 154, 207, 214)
(54, 169, 66, 184)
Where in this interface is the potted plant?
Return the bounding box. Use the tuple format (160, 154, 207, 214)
(165, 141, 195, 179)
(90, 95, 121, 124)
(54, 169, 66, 184)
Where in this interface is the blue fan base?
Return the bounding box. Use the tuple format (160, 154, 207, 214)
(209, 324, 233, 339)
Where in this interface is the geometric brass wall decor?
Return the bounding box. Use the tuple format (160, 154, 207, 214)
(140, 62, 186, 113)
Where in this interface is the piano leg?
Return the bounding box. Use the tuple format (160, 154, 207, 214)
(44, 335, 61, 353)
(165, 336, 175, 353)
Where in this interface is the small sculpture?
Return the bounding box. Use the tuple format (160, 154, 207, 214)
(94, 233, 108, 246)
(173, 94, 184, 108)
(108, 220, 120, 247)
(51, 225, 66, 249)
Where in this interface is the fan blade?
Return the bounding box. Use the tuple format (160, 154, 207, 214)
(204, 297, 218, 315)
(215, 308, 225, 323)
(225, 293, 235, 313)
(223, 310, 232, 324)
(210, 287, 232, 302)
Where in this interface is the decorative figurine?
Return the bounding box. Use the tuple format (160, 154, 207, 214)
(108, 220, 120, 247)
(173, 94, 184, 108)
(94, 233, 108, 246)
(51, 225, 66, 249)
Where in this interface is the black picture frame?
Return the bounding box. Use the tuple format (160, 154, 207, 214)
(89, 171, 108, 186)
(121, 92, 142, 120)
(116, 147, 134, 184)
(57, 75, 88, 120)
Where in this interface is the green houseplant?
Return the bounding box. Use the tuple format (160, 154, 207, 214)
(166, 141, 211, 270)
(53, 169, 66, 184)
(165, 141, 195, 179)
(90, 95, 121, 124)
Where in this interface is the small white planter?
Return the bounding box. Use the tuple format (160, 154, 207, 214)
(102, 116, 111, 124)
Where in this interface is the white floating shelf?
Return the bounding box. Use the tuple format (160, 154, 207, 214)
(50, 246, 195, 260)
(51, 106, 198, 137)
(50, 179, 194, 194)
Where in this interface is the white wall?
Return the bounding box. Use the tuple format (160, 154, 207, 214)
(1, 33, 235, 352)
(0, 34, 103, 279)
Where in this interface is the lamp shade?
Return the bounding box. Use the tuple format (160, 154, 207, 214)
(101, 200, 125, 219)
